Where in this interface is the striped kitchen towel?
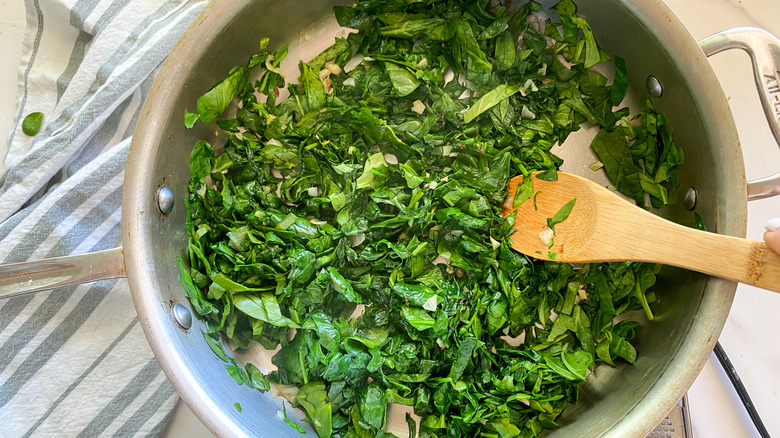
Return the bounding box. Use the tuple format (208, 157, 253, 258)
(0, 0, 207, 437)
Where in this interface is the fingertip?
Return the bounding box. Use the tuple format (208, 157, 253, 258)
(763, 229, 780, 255)
(765, 217, 780, 232)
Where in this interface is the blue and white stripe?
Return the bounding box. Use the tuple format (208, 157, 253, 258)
(0, 0, 207, 436)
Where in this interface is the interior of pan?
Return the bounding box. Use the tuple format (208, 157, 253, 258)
(123, 0, 746, 437)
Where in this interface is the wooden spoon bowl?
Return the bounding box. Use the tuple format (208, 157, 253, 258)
(502, 172, 780, 293)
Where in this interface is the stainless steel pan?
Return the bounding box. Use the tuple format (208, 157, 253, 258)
(2, 0, 780, 436)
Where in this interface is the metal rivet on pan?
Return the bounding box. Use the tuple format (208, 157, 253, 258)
(646, 75, 663, 98)
(684, 187, 697, 210)
(157, 186, 174, 215)
(172, 302, 192, 330)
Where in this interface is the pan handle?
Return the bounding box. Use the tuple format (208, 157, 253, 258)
(699, 27, 780, 201)
(0, 247, 126, 300)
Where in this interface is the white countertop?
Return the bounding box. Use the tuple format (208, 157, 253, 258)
(665, 1, 780, 437)
(2, 0, 779, 437)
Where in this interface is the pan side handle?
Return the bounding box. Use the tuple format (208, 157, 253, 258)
(699, 27, 780, 201)
(0, 247, 126, 300)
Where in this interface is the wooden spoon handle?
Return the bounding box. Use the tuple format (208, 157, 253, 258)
(636, 217, 780, 292)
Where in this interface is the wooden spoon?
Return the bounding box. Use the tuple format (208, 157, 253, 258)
(502, 172, 780, 293)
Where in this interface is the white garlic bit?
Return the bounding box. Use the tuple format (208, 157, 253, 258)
(589, 161, 604, 171)
(538, 228, 555, 246)
(383, 153, 399, 165)
(351, 233, 366, 247)
(325, 61, 342, 75)
(422, 295, 438, 311)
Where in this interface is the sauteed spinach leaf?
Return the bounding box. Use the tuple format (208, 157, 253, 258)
(22, 112, 44, 136)
(547, 198, 576, 233)
(590, 100, 684, 208)
(181, 0, 681, 436)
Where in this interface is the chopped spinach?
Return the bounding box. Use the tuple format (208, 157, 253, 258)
(22, 112, 44, 136)
(513, 175, 534, 208)
(694, 212, 707, 231)
(196, 67, 248, 124)
(547, 198, 576, 233)
(590, 100, 684, 208)
(463, 84, 523, 123)
(181, 0, 678, 436)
